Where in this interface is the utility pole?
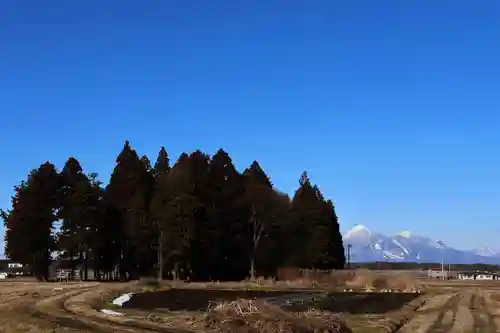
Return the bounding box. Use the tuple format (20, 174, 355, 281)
(437, 240, 445, 280)
(347, 244, 352, 269)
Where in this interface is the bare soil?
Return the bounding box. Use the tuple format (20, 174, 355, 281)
(399, 287, 499, 333)
(0, 277, 498, 332)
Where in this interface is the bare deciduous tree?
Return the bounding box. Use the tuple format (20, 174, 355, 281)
(249, 204, 264, 280)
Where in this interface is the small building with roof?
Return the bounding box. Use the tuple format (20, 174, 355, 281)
(457, 271, 498, 280)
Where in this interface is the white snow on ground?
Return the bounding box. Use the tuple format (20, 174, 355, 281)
(112, 292, 134, 307)
(101, 309, 124, 316)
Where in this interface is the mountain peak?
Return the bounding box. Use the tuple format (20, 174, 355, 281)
(344, 224, 371, 236)
(342, 225, 500, 264)
(397, 231, 412, 238)
(343, 225, 372, 246)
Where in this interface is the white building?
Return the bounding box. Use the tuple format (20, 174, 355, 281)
(7, 263, 22, 268)
(457, 271, 497, 280)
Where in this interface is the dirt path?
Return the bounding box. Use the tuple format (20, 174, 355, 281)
(398, 288, 497, 333)
(0, 281, 185, 332)
(0, 282, 99, 332)
(3, 281, 499, 333)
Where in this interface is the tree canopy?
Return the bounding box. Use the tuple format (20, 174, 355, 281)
(0, 141, 345, 281)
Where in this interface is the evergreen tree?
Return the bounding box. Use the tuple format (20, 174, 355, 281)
(210, 149, 248, 280)
(3, 145, 346, 281)
(82, 172, 109, 279)
(324, 199, 346, 269)
(186, 150, 213, 281)
(242, 160, 272, 188)
(290, 172, 346, 270)
(243, 161, 274, 279)
(162, 153, 197, 280)
(243, 161, 293, 278)
(2, 181, 30, 265)
(4, 163, 60, 279)
(150, 147, 171, 280)
(105, 141, 151, 279)
(57, 157, 95, 273)
(289, 171, 324, 268)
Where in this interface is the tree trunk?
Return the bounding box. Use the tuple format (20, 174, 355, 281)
(157, 230, 164, 282)
(173, 262, 180, 281)
(83, 251, 88, 281)
(250, 256, 256, 280)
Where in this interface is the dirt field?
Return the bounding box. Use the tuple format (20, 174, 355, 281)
(0, 278, 499, 332)
(398, 280, 500, 333)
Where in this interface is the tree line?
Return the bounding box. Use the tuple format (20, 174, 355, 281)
(1, 141, 345, 281)
(351, 262, 500, 272)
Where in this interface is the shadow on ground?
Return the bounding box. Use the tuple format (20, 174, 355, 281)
(286, 292, 420, 314)
(123, 289, 420, 314)
(123, 289, 311, 310)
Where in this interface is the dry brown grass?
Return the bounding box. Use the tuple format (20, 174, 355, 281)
(489, 291, 500, 302)
(276, 267, 419, 291)
(345, 269, 375, 289)
(203, 298, 352, 333)
(386, 273, 417, 291)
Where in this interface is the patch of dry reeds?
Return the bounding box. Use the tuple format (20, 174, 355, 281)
(277, 267, 418, 292)
(203, 298, 352, 333)
(345, 269, 375, 289)
(386, 272, 416, 291)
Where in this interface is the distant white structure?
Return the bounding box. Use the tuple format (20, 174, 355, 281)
(428, 268, 456, 280)
(7, 262, 24, 275)
(457, 271, 497, 280)
(7, 263, 22, 268)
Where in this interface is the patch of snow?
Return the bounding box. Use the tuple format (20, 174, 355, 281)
(112, 293, 134, 307)
(397, 231, 412, 238)
(473, 246, 500, 257)
(383, 250, 404, 260)
(344, 224, 371, 238)
(343, 224, 500, 264)
(343, 224, 372, 246)
(392, 239, 410, 256)
(101, 309, 124, 316)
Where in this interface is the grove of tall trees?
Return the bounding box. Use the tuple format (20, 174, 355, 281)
(1, 141, 345, 281)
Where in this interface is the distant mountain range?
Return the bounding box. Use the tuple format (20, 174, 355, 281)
(342, 225, 500, 264)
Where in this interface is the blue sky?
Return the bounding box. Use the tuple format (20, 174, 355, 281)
(1, 1, 499, 256)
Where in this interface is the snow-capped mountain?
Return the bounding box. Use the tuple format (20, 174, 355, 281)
(343, 225, 500, 264)
(472, 246, 500, 258)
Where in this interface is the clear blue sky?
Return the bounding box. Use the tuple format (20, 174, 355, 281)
(1, 1, 499, 257)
